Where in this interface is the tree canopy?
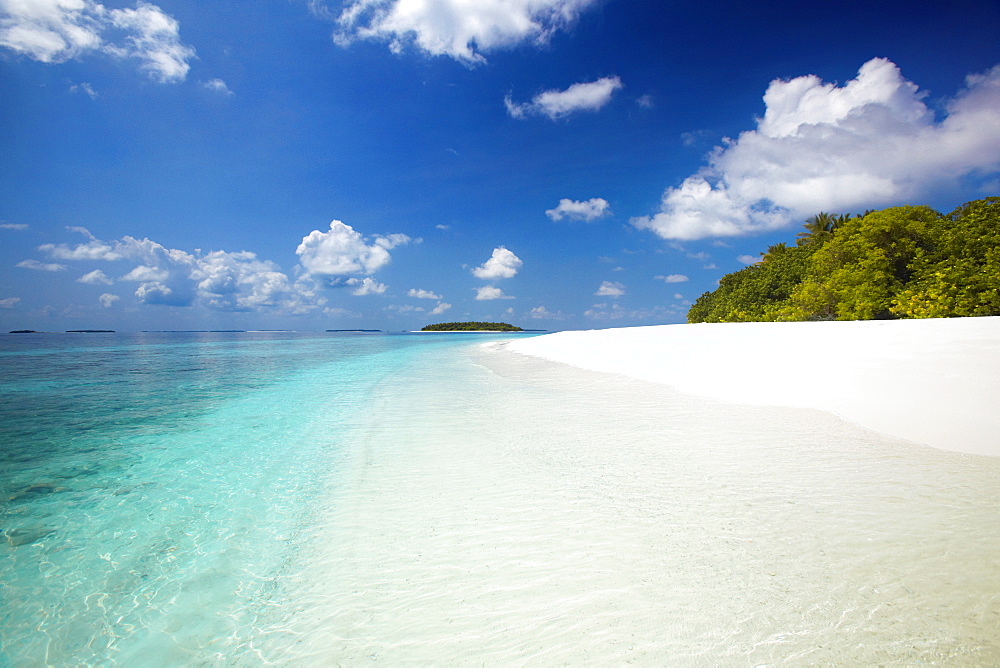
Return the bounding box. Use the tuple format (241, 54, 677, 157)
(688, 197, 1000, 323)
(421, 322, 524, 331)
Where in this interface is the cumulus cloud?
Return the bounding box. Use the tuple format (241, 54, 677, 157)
(632, 58, 1000, 240)
(737, 254, 759, 265)
(191, 249, 322, 313)
(545, 197, 610, 222)
(506, 76, 622, 120)
(408, 288, 442, 299)
(98, 292, 119, 308)
(475, 286, 513, 300)
(345, 277, 388, 296)
(78, 269, 113, 285)
(331, 0, 599, 65)
(39, 238, 122, 261)
(0, 296, 20, 308)
(472, 246, 522, 280)
(0, 0, 196, 83)
(655, 274, 689, 283)
(34, 229, 326, 313)
(430, 301, 451, 315)
(17, 259, 66, 271)
(296, 220, 411, 276)
(595, 280, 625, 297)
(120, 264, 170, 282)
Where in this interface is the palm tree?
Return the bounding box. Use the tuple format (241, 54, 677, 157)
(760, 242, 789, 263)
(796, 212, 837, 247)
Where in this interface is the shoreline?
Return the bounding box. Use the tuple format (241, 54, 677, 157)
(501, 316, 1000, 457)
(269, 338, 1000, 664)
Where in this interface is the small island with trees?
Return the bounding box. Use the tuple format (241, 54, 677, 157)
(421, 322, 524, 332)
(688, 197, 999, 323)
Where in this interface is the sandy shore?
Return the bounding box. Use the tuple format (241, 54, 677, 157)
(263, 339, 1000, 664)
(505, 317, 1000, 457)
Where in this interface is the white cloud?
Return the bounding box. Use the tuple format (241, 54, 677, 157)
(17, 259, 66, 271)
(133, 280, 183, 305)
(506, 76, 622, 120)
(0, 0, 196, 83)
(346, 277, 388, 296)
(331, 0, 599, 65)
(632, 58, 1000, 240)
(40, 227, 118, 259)
(528, 305, 565, 319)
(472, 246, 522, 280)
(296, 220, 410, 276)
(34, 229, 326, 313)
(39, 237, 122, 260)
(120, 264, 170, 282)
(430, 301, 451, 315)
(655, 274, 689, 283)
(737, 254, 759, 265)
(191, 250, 323, 313)
(1, 223, 29, 230)
(70, 81, 97, 97)
(98, 292, 118, 308)
(475, 286, 513, 300)
(388, 304, 423, 313)
(0, 296, 20, 308)
(408, 288, 442, 299)
(584, 302, 625, 319)
(545, 197, 610, 222)
(78, 269, 112, 285)
(201, 78, 232, 95)
(595, 280, 625, 297)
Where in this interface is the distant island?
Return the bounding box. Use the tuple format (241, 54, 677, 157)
(8, 329, 115, 334)
(421, 322, 524, 332)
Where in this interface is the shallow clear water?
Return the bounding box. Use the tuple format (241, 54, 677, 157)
(0, 331, 518, 665)
(3, 332, 999, 666)
(257, 343, 1000, 665)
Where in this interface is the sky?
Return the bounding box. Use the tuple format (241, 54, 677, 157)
(1, 0, 998, 332)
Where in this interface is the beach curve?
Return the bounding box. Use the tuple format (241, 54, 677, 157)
(502, 316, 1000, 457)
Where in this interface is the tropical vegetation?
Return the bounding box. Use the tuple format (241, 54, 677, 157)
(688, 197, 1000, 322)
(421, 322, 524, 331)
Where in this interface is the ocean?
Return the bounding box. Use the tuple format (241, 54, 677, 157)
(0, 331, 525, 665)
(3, 331, 999, 665)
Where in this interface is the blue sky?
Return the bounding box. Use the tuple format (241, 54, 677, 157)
(2, 0, 998, 332)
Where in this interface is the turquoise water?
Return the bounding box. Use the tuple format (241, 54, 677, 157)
(0, 331, 519, 665)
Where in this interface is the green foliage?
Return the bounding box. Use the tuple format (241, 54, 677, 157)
(790, 205, 938, 320)
(687, 197, 999, 323)
(421, 321, 524, 331)
(687, 236, 820, 323)
(891, 197, 1000, 318)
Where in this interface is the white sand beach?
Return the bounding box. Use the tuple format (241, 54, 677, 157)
(506, 316, 1000, 457)
(262, 318, 1000, 664)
